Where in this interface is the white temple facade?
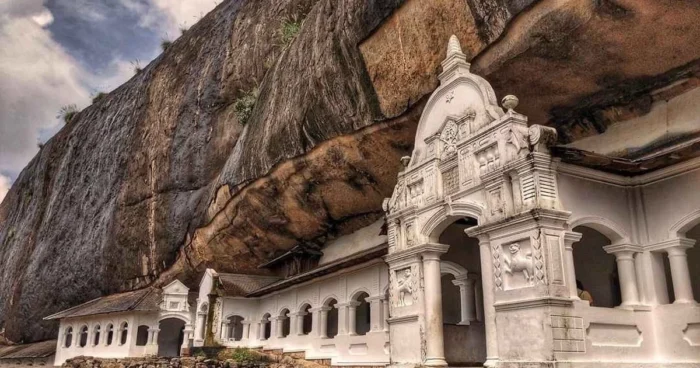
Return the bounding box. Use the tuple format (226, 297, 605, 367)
(47, 36, 700, 367)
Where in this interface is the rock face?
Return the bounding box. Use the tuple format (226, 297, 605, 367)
(1, 0, 699, 343)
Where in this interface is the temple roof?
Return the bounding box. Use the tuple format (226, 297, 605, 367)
(247, 242, 387, 297)
(0, 340, 56, 360)
(216, 273, 281, 297)
(43, 288, 161, 320)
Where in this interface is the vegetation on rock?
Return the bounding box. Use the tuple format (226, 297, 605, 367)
(233, 87, 259, 125)
(57, 104, 79, 125)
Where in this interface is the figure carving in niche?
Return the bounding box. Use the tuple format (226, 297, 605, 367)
(503, 243, 534, 284)
(405, 222, 415, 246)
(396, 268, 415, 307)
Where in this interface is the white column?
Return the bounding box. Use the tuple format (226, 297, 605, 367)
(258, 321, 267, 341)
(293, 312, 304, 336)
(666, 240, 696, 304)
(336, 303, 348, 336)
(422, 250, 448, 367)
(368, 296, 383, 332)
(276, 316, 285, 338)
(318, 307, 330, 338)
(221, 322, 230, 341)
(197, 312, 207, 340)
(453, 275, 475, 324)
(347, 301, 360, 336)
(563, 231, 583, 299)
(382, 299, 390, 332)
(478, 237, 499, 367)
(153, 328, 160, 345)
(604, 244, 641, 308)
(242, 322, 251, 341)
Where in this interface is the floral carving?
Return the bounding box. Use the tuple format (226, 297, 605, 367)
(492, 243, 503, 290)
(439, 120, 459, 159)
(531, 233, 547, 284)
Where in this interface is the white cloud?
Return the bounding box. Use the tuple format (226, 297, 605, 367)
(0, 2, 91, 177)
(120, 0, 218, 36)
(0, 174, 10, 203)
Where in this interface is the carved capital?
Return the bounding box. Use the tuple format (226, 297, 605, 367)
(528, 124, 558, 153)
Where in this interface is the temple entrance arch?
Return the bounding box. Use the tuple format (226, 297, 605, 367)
(158, 317, 186, 357)
(437, 218, 487, 366)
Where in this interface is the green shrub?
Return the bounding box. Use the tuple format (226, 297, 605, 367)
(131, 59, 143, 74)
(279, 15, 301, 46)
(161, 39, 172, 51)
(233, 87, 259, 125)
(92, 92, 107, 104)
(217, 348, 265, 363)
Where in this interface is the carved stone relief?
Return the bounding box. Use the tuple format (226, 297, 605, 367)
(492, 243, 503, 291)
(503, 242, 534, 285)
(531, 233, 547, 285)
(393, 266, 418, 307)
(475, 143, 500, 176)
(439, 120, 458, 160)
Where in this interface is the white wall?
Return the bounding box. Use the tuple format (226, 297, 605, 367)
(214, 261, 390, 366)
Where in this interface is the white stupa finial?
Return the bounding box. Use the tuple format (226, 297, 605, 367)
(447, 35, 462, 57)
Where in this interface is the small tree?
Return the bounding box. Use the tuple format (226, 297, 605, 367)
(92, 92, 107, 104)
(131, 59, 143, 74)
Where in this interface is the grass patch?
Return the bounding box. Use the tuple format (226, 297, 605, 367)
(57, 104, 79, 125)
(131, 59, 143, 74)
(233, 87, 259, 125)
(216, 348, 267, 363)
(279, 15, 302, 46)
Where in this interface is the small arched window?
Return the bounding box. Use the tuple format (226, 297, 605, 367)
(78, 326, 88, 348)
(93, 325, 101, 346)
(106, 324, 114, 345)
(261, 313, 271, 340)
(136, 325, 149, 346)
(300, 304, 312, 335)
(64, 327, 73, 348)
(119, 322, 129, 345)
(354, 292, 371, 336)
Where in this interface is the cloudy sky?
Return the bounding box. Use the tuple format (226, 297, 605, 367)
(0, 0, 219, 202)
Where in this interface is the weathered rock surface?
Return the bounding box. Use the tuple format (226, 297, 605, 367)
(1, 0, 699, 343)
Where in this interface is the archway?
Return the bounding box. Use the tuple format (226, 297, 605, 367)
(227, 315, 244, 341)
(261, 313, 272, 340)
(352, 292, 370, 336)
(158, 318, 185, 357)
(325, 298, 339, 338)
(437, 217, 486, 366)
(572, 225, 621, 307)
(299, 304, 313, 335)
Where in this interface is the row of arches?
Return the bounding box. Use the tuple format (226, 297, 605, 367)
(241, 292, 373, 341)
(63, 322, 128, 348)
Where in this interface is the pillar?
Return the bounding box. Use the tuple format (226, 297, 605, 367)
(604, 244, 641, 308)
(276, 316, 285, 338)
(197, 312, 207, 340)
(346, 301, 360, 336)
(153, 328, 160, 345)
(477, 237, 499, 367)
(258, 321, 267, 341)
(453, 275, 476, 324)
(422, 250, 448, 366)
(320, 307, 331, 338)
(242, 321, 251, 340)
(382, 299, 390, 332)
(293, 312, 305, 336)
(221, 322, 230, 341)
(563, 231, 583, 299)
(368, 296, 384, 332)
(336, 303, 348, 336)
(666, 239, 696, 304)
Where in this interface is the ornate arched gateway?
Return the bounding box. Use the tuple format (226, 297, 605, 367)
(383, 35, 568, 368)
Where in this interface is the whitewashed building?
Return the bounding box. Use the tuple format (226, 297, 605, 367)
(47, 36, 700, 368)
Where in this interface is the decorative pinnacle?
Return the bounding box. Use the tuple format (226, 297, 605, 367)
(502, 95, 519, 111)
(446, 35, 462, 58)
(400, 156, 411, 168)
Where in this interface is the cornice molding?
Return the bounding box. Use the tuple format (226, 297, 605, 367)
(558, 156, 700, 187)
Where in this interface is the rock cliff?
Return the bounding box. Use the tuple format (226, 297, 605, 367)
(1, 0, 699, 342)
